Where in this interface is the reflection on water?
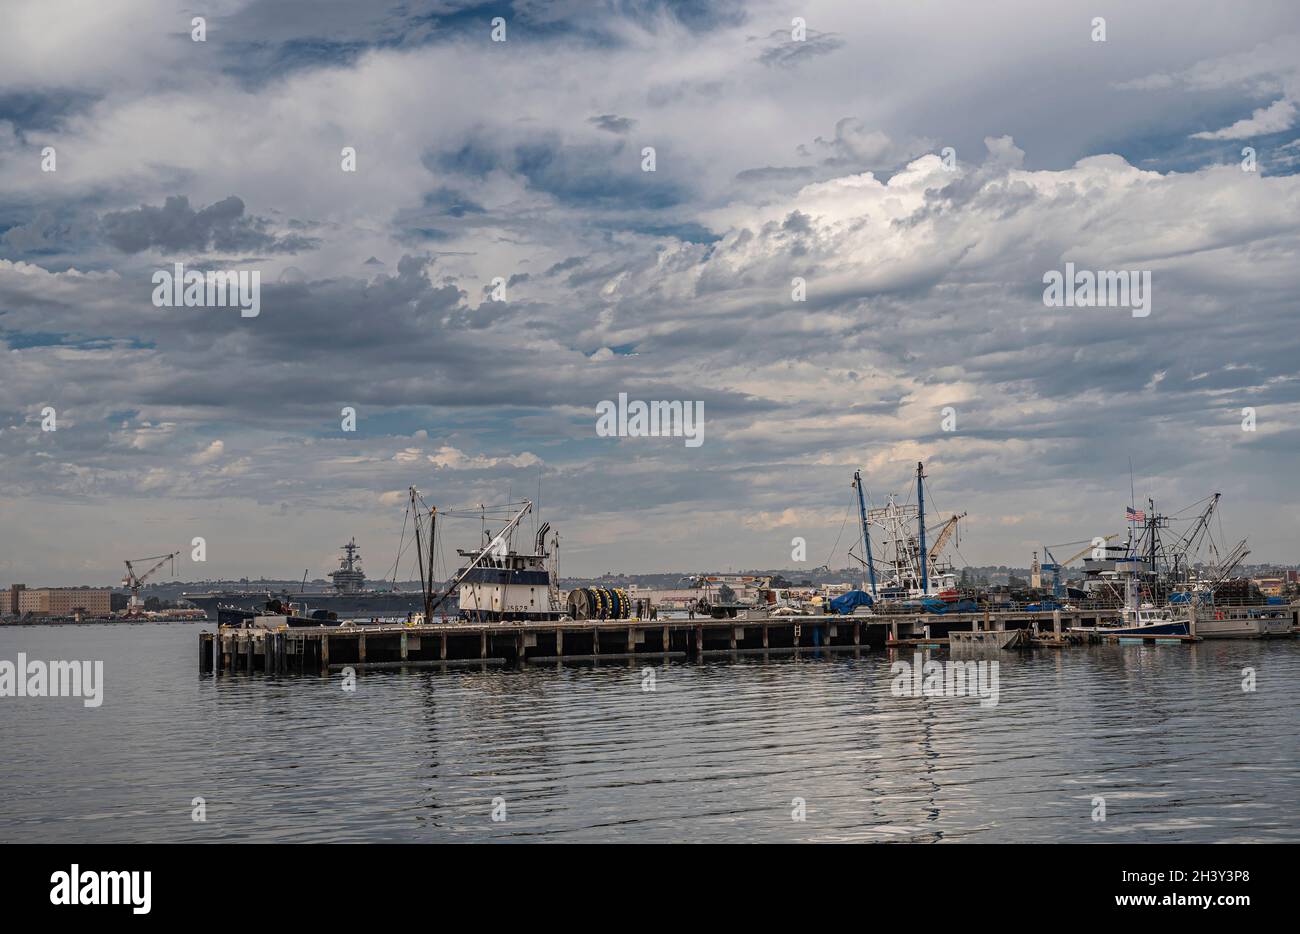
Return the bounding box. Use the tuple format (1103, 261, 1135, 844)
(1, 623, 1296, 842)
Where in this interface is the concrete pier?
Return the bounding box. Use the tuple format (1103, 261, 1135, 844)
(200, 614, 877, 674)
(198, 605, 1300, 674)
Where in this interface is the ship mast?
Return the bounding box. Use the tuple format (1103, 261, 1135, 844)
(852, 470, 878, 598)
(916, 461, 928, 595)
(410, 487, 438, 622)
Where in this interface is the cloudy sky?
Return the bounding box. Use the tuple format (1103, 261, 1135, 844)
(2, 0, 1300, 585)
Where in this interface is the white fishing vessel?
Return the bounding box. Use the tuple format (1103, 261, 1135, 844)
(850, 461, 968, 609)
(1070, 577, 1190, 637)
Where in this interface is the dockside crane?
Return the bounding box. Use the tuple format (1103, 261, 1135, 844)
(1041, 535, 1118, 599)
(928, 512, 967, 561)
(122, 551, 180, 616)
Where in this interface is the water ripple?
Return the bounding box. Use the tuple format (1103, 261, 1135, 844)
(1, 624, 1296, 842)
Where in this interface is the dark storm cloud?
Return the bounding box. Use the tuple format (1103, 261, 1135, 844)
(734, 165, 815, 184)
(588, 114, 637, 135)
(6, 1, 1300, 580)
(544, 256, 584, 276)
(211, 0, 750, 87)
(430, 135, 694, 211)
(0, 89, 100, 133)
(1, 208, 98, 255)
(99, 195, 320, 255)
(756, 28, 844, 68)
(0, 251, 766, 424)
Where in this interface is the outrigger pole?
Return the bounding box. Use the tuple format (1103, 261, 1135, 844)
(916, 461, 928, 595)
(853, 470, 878, 598)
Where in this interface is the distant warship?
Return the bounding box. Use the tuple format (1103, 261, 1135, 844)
(182, 539, 437, 620)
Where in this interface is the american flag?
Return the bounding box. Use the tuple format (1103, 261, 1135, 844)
(1126, 506, 1145, 522)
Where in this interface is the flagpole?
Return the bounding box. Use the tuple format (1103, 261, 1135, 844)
(1128, 456, 1136, 559)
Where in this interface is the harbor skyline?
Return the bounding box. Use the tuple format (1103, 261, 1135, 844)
(1, 0, 1297, 885)
(3, 3, 1300, 582)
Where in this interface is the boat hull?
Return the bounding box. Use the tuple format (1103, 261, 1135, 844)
(949, 628, 1029, 649)
(1196, 615, 1293, 639)
(1110, 620, 1190, 637)
(184, 590, 441, 621)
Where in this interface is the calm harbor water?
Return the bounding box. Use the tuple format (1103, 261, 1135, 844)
(1, 622, 1297, 843)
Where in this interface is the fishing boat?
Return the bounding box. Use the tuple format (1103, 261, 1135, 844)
(845, 461, 970, 614)
(1179, 603, 1294, 639)
(1070, 576, 1189, 637)
(403, 489, 575, 624)
(1110, 604, 1190, 637)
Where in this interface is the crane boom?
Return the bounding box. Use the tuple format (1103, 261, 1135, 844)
(122, 551, 180, 616)
(928, 512, 967, 561)
(1061, 534, 1118, 566)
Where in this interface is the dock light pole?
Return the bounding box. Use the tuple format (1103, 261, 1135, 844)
(853, 470, 878, 598)
(916, 461, 928, 595)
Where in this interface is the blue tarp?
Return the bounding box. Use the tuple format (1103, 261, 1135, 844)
(829, 590, 874, 614)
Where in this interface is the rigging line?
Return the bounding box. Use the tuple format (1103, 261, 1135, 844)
(392, 535, 419, 585)
(1169, 493, 1215, 518)
(388, 502, 411, 584)
(823, 495, 853, 569)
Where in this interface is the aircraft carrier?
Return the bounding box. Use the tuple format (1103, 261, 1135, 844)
(182, 539, 435, 620)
